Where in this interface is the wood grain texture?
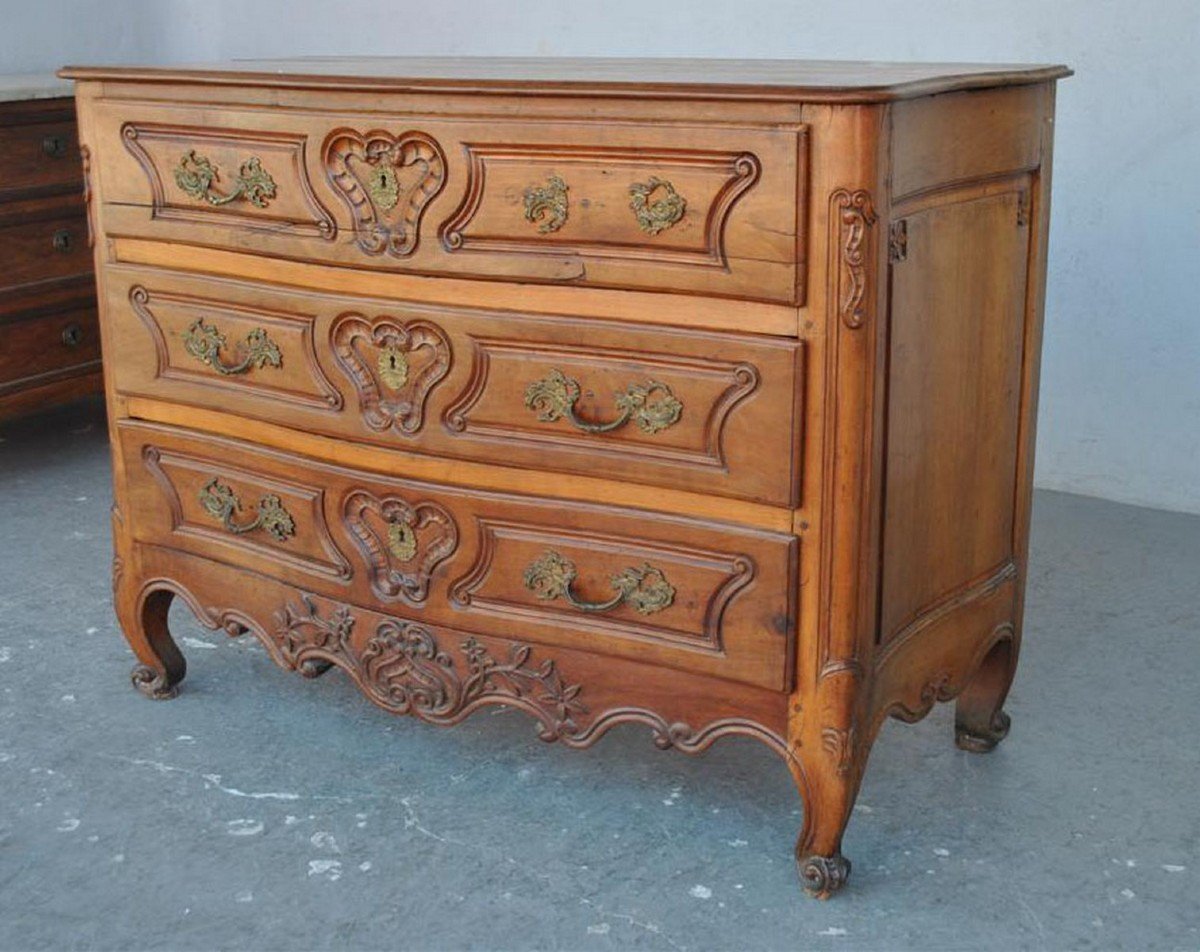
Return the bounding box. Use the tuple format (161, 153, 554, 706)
(69, 61, 1066, 899)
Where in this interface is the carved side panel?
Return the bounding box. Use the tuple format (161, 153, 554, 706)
(440, 144, 761, 269)
(342, 489, 458, 604)
(829, 188, 877, 329)
(322, 129, 447, 257)
(128, 285, 343, 411)
(329, 313, 452, 435)
(120, 123, 335, 237)
(449, 519, 755, 653)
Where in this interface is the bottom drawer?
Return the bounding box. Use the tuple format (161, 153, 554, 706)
(0, 306, 100, 394)
(118, 420, 798, 691)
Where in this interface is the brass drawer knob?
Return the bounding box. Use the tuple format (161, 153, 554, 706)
(173, 149, 277, 207)
(198, 477, 295, 542)
(629, 177, 686, 235)
(41, 134, 67, 158)
(51, 228, 73, 252)
(61, 323, 84, 347)
(523, 175, 568, 233)
(524, 369, 682, 435)
(182, 318, 282, 376)
(523, 550, 675, 615)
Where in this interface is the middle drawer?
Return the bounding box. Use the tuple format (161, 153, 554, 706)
(104, 266, 803, 507)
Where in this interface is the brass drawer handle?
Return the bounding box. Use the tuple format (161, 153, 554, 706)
(182, 318, 282, 376)
(629, 177, 686, 235)
(51, 228, 73, 252)
(42, 134, 67, 158)
(524, 369, 682, 435)
(61, 323, 83, 347)
(198, 478, 295, 542)
(524, 550, 675, 615)
(523, 175, 568, 233)
(173, 149, 277, 208)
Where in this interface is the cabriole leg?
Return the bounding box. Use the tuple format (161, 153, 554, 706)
(787, 741, 858, 899)
(116, 584, 186, 700)
(955, 633, 1017, 752)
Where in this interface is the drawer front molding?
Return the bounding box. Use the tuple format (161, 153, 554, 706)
(141, 445, 351, 581)
(329, 312, 452, 434)
(322, 128, 447, 257)
(121, 122, 335, 237)
(342, 489, 458, 604)
(129, 285, 342, 410)
(450, 519, 756, 654)
(440, 144, 761, 270)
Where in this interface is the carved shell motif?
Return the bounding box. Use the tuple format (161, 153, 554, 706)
(329, 313, 452, 435)
(343, 489, 458, 603)
(323, 129, 447, 257)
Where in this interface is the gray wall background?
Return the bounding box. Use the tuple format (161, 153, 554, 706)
(6, 0, 1198, 514)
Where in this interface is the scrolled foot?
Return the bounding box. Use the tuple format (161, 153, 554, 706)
(130, 663, 181, 700)
(955, 709, 1011, 753)
(797, 852, 851, 899)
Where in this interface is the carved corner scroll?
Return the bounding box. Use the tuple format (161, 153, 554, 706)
(343, 489, 458, 604)
(323, 129, 447, 257)
(329, 313, 452, 435)
(829, 188, 877, 329)
(120, 123, 335, 238)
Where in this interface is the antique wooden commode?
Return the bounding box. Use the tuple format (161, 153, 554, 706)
(62, 58, 1068, 897)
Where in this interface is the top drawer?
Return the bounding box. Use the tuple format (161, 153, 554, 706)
(91, 100, 806, 304)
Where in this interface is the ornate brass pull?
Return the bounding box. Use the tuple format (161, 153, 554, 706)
(173, 149, 277, 207)
(182, 318, 282, 376)
(523, 550, 675, 615)
(629, 177, 686, 235)
(198, 478, 295, 542)
(523, 175, 568, 233)
(524, 369, 682, 435)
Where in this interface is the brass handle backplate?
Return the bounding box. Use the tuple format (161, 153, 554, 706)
(629, 177, 686, 235)
(198, 477, 295, 542)
(524, 369, 682, 435)
(182, 318, 282, 376)
(523, 175, 568, 233)
(174, 149, 277, 207)
(51, 228, 73, 252)
(523, 550, 675, 615)
(42, 134, 67, 158)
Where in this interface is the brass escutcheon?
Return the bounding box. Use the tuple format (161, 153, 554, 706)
(523, 175, 569, 233)
(629, 177, 686, 235)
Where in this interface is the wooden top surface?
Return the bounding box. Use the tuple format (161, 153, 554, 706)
(59, 57, 1071, 102)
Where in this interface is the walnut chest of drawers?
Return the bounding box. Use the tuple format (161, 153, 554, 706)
(0, 75, 100, 420)
(63, 57, 1069, 898)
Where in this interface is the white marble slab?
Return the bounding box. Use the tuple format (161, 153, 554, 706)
(0, 73, 74, 102)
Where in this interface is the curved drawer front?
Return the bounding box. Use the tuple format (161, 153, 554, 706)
(120, 421, 797, 691)
(92, 100, 804, 303)
(104, 267, 803, 506)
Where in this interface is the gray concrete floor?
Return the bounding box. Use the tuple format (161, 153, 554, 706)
(0, 397, 1196, 952)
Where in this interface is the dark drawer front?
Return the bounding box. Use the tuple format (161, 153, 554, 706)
(0, 305, 100, 393)
(0, 113, 81, 197)
(0, 204, 90, 292)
